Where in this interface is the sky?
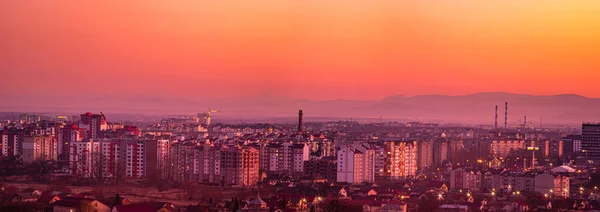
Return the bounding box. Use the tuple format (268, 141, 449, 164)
(1, 1, 600, 101)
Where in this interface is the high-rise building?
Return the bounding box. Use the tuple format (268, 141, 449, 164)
(261, 142, 309, 177)
(22, 135, 58, 163)
(221, 146, 259, 186)
(170, 142, 197, 182)
(337, 144, 376, 184)
(447, 140, 465, 164)
(450, 168, 482, 191)
(417, 140, 433, 169)
(490, 140, 525, 157)
(304, 157, 337, 183)
(69, 140, 101, 178)
(383, 141, 418, 179)
(433, 140, 448, 166)
(79, 112, 107, 140)
(1, 130, 25, 157)
(57, 124, 84, 160)
(581, 123, 600, 163)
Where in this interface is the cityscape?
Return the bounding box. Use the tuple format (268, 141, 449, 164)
(2, 1, 600, 212)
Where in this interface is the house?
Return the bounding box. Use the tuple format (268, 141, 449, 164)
(105, 196, 133, 207)
(329, 186, 348, 198)
(37, 194, 61, 205)
(439, 204, 468, 212)
(380, 204, 407, 212)
(53, 197, 110, 212)
(184, 205, 211, 212)
(112, 204, 157, 212)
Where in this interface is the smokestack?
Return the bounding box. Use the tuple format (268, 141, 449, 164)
(298, 110, 303, 133)
(494, 105, 498, 129)
(504, 102, 508, 128)
(524, 116, 527, 126)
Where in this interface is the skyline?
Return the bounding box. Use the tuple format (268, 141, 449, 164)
(1, 1, 600, 101)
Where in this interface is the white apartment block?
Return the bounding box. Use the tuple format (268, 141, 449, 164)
(337, 144, 376, 184)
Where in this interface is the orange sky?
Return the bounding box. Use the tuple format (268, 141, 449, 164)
(1, 1, 600, 101)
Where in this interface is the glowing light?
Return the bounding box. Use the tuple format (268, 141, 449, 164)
(467, 193, 471, 197)
(544, 194, 548, 198)
(491, 192, 495, 196)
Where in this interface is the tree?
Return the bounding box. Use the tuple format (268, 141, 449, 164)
(112, 193, 122, 208)
(325, 200, 341, 212)
(185, 183, 198, 200)
(232, 197, 240, 212)
(91, 151, 106, 185)
(114, 160, 126, 185)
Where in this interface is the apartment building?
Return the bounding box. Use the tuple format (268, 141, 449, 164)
(261, 142, 309, 177)
(221, 146, 259, 186)
(337, 144, 376, 184)
(22, 135, 58, 163)
(490, 140, 525, 157)
(383, 141, 418, 179)
(450, 168, 483, 191)
(304, 157, 337, 183)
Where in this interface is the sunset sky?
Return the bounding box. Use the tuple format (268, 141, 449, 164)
(1, 1, 600, 101)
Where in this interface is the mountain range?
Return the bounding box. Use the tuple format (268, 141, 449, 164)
(1, 92, 599, 125)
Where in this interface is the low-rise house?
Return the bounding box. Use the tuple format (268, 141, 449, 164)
(53, 197, 110, 212)
(112, 204, 157, 212)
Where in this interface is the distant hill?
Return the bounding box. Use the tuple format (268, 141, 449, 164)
(1, 92, 599, 125)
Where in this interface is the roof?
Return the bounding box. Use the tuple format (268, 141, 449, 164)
(53, 197, 94, 208)
(551, 165, 576, 173)
(381, 204, 406, 210)
(440, 204, 468, 209)
(249, 197, 267, 206)
(114, 204, 157, 212)
(185, 205, 210, 212)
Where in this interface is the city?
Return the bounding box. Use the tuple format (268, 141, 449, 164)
(2, 1, 600, 212)
(0, 110, 598, 211)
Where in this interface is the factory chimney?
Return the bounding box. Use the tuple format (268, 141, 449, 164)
(494, 105, 498, 129)
(504, 102, 508, 128)
(298, 110, 303, 133)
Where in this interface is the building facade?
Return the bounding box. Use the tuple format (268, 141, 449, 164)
(337, 144, 376, 184)
(221, 147, 259, 186)
(581, 123, 600, 163)
(383, 141, 418, 179)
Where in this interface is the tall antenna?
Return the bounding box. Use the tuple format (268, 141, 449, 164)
(494, 105, 498, 129)
(504, 102, 508, 128)
(524, 116, 527, 127)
